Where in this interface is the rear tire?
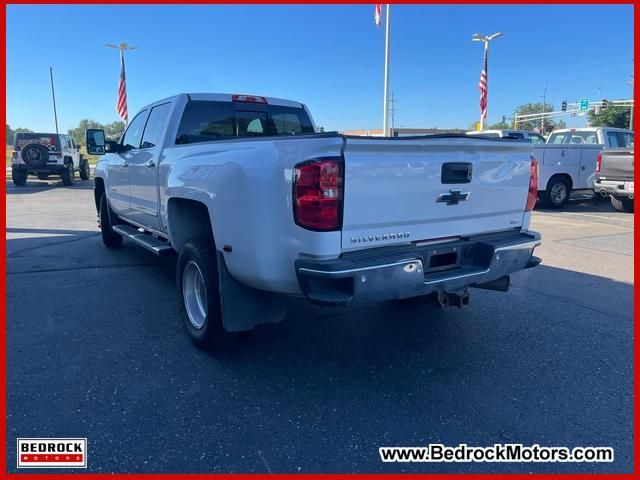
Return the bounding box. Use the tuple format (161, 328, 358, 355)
(541, 176, 570, 209)
(99, 193, 123, 248)
(61, 162, 74, 186)
(11, 168, 27, 186)
(610, 196, 634, 213)
(177, 238, 237, 351)
(79, 159, 90, 180)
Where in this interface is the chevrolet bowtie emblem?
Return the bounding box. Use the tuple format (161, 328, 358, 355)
(437, 189, 470, 205)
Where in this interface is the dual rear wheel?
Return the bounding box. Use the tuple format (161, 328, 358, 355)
(98, 193, 234, 350)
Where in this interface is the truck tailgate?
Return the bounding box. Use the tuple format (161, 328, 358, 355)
(341, 136, 532, 251)
(600, 149, 634, 181)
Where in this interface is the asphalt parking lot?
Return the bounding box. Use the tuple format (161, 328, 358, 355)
(6, 177, 633, 473)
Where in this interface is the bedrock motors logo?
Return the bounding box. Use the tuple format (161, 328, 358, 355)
(17, 438, 87, 468)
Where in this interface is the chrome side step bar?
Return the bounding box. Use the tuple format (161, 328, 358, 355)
(112, 224, 175, 256)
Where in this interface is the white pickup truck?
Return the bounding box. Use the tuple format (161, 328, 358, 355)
(467, 129, 546, 143)
(86, 93, 541, 350)
(533, 127, 633, 208)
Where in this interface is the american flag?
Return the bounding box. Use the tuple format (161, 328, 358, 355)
(374, 4, 382, 26)
(479, 49, 488, 121)
(117, 52, 128, 123)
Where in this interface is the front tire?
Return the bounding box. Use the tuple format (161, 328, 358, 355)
(177, 238, 236, 351)
(610, 196, 634, 213)
(61, 162, 74, 186)
(99, 193, 123, 248)
(541, 177, 570, 209)
(11, 168, 27, 186)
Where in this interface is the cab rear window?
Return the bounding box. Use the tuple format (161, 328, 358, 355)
(548, 132, 599, 144)
(175, 101, 315, 145)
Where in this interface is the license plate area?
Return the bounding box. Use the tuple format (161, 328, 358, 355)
(423, 246, 462, 273)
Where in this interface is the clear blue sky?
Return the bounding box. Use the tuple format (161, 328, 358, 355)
(6, 4, 634, 133)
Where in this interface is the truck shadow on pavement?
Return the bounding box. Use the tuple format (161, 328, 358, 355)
(5, 179, 94, 194)
(5, 231, 633, 473)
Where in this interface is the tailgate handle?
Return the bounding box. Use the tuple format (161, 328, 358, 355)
(441, 162, 472, 184)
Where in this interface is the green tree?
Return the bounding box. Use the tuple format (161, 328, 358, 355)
(487, 121, 511, 130)
(104, 121, 125, 141)
(587, 106, 632, 129)
(67, 119, 104, 145)
(67, 119, 126, 145)
(513, 102, 567, 133)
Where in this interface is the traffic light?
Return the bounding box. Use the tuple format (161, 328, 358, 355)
(601, 99, 609, 111)
(561, 100, 567, 112)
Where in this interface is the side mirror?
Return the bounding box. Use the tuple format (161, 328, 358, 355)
(85, 129, 106, 155)
(76, 144, 81, 151)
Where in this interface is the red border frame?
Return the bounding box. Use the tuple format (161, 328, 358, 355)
(2, 1, 637, 478)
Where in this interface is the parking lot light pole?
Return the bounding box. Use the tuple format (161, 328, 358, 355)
(49, 67, 59, 135)
(472, 32, 502, 130)
(382, 5, 391, 137)
(628, 74, 634, 130)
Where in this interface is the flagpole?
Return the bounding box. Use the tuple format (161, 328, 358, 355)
(472, 32, 502, 131)
(383, 4, 391, 137)
(480, 41, 488, 131)
(105, 42, 138, 124)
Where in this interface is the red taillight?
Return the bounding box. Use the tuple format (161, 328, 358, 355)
(293, 158, 343, 231)
(525, 156, 539, 212)
(232, 94, 267, 104)
(596, 151, 602, 174)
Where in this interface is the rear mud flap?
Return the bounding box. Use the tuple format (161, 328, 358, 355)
(217, 252, 288, 332)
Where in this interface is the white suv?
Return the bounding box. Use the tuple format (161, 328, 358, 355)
(11, 132, 90, 186)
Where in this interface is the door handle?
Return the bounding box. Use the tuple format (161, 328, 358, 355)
(120, 161, 128, 168)
(145, 160, 156, 168)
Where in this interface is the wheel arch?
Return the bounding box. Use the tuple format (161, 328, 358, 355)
(546, 173, 573, 192)
(166, 197, 214, 252)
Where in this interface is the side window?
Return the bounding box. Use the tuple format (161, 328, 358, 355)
(607, 132, 620, 148)
(122, 110, 149, 149)
(141, 103, 171, 149)
(529, 134, 545, 144)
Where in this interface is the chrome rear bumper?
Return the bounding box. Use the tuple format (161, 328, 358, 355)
(296, 231, 541, 306)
